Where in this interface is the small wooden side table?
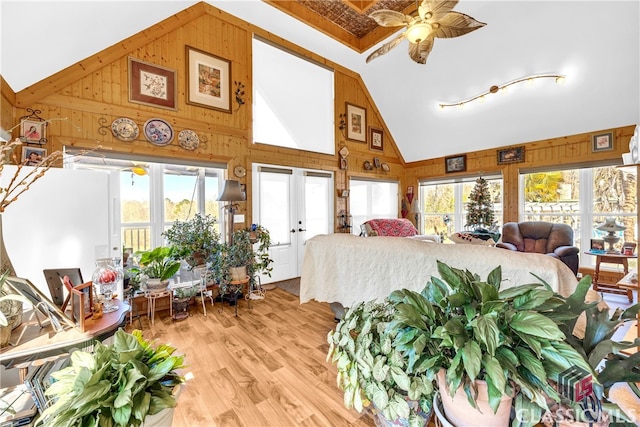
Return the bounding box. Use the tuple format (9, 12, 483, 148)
(584, 251, 637, 302)
(616, 272, 639, 303)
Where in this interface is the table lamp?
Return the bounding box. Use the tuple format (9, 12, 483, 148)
(218, 180, 244, 245)
(596, 217, 625, 253)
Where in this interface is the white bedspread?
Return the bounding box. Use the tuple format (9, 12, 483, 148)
(300, 234, 578, 308)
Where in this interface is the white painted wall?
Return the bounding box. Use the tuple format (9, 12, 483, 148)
(1, 165, 110, 299)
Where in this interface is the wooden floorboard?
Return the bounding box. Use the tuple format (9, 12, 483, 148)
(125, 287, 375, 427)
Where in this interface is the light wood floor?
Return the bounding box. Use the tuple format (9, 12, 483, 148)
(125, 287, 375, 427)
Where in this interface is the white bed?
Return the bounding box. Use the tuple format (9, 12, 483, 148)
(300, 234, 578, 313)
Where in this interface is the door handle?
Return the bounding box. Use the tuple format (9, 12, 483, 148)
(290, 229, 296, 233)
(298, 228, 306, 232)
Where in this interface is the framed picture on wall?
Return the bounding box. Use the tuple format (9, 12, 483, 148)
(445, 154, 466, 173)
(186, 45, 232, 113)
(128, 57, 177, 110)
(21, 146, 47, 166)
(592, 132, 614, 152)
(497, 146, 525, 164)
(345, 102, 366, 142)
(369, 127, 383, 151)
(20, 119, 46, 144)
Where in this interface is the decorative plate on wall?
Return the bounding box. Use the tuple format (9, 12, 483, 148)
(234, 165, 247, 178)
(143, 118, 174, 146)
(178, 129, 199, 150)
(111, 118, 139, 142)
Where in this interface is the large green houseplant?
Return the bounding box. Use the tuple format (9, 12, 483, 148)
(131, 246, 182, 291)
(162, 214, 221, 269)
(388, 261, 592, 427)
(327, 299, 434, 426)
(213, 225, 272, 291)
(36, 329, 185, 427)
(541, 275, 640, 425)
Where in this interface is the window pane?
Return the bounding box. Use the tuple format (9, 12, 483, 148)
(121, 171, 150, 223)
(421, 183, 454, 236)
(259, 172, 291, 245)
(205, 175, 221, 233)
(593, 166, 637, 250)
(122, 226, 151, 252)
(164, 172, 199, 222)
(305, 175, 331, 239)
(349, 179, 399, 234)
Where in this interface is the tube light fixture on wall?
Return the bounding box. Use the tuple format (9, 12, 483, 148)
(438, 73, 566, 111)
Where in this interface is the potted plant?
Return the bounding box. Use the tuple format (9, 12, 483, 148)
(326, 299, 435, 425)
(162, 214, 221, 269)
(388, 261, 591, 427)
(36, 329, 185, 426)
(213, 225, 272, 294)
(172, 285, 199, 321)
(541, 275, 640, 426)
(131, 246, 182, 292)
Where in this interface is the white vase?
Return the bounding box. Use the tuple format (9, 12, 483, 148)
(436, 369, 513, 427)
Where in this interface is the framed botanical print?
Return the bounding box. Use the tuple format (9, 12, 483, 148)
(369, 127, 383, 152)
(186, 45, 232, 113)
(128, 57, 177, 110)
(345, 102, 366, 142)
(592, 132, 614, 152)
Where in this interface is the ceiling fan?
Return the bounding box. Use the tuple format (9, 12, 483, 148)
(366, 0, 486, 64)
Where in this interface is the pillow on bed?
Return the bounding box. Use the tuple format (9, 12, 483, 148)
(449, 232, 495, 245)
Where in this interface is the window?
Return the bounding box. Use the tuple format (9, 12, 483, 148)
(72, 157, 223, 252)
(521, 165, 637, 267)
(349, 179, 399, 235)
(252, 37, 334, 155)
(419, 176, 503, 242)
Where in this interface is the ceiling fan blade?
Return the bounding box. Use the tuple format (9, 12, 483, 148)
(432, 11, 486, 38)
(366, 32, 407, 63)
(369, 9, 411, 27)
(419, 0, 459, 21)
(408, 38, 434, 64)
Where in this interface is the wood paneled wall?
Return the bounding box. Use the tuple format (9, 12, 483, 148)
(0, 2, 405, 232)
(0, 1, 635, 230)
(404, 125, 636, 223)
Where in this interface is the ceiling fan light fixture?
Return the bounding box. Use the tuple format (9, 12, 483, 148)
(131, 166, 147, 176)
(405, 22, 431, 44)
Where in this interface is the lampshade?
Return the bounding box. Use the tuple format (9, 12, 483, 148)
(405, 22, 431, 44)
(410, 201, 420, 214)
(218, 179, 244, 202)
(596, 217, 625, 233)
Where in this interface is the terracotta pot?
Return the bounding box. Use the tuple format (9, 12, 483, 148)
(436, 369, 513, 427)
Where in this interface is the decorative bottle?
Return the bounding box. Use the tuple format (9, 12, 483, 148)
(92, 258, 121, 313)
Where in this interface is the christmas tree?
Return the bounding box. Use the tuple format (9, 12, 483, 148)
(465, 177, 495, 230)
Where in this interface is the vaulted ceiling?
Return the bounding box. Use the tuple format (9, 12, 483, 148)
(1, 1, 638, 162)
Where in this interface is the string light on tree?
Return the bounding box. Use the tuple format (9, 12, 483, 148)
(465, 177, 496, 230)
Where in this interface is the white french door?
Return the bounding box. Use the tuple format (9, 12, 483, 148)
(252, 164, 333, 283)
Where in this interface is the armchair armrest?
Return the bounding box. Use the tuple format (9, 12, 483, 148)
(495, 242, 517, 251)
(553, 245, 579, 257)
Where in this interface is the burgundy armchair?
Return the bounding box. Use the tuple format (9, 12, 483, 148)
(495, 221, 579, 275)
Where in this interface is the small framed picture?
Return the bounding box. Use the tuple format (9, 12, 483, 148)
(345, 102, 366, 142)
(445, 154, 467, 173)
(186, 45, 232, 113)
(21, 146, 47, 166)
(373, 157, 381, 168)
(369, 127, 384, 152)
(497, 146, 525, 165)
(128, 57, 177, 110)
(20, 119, 46, 144)
(341, 189, 350, 198)
(592, 132, 614, 152)
(590, 238, 605, 252)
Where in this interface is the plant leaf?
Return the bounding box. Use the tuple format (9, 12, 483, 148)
(510, 311, 565, 340)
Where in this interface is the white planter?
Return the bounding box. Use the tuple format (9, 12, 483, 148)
(146, 278, 170, 292)
(436, 370, 513, 427)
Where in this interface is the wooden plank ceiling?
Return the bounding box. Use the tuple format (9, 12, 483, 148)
(263, 0, 416, 53)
